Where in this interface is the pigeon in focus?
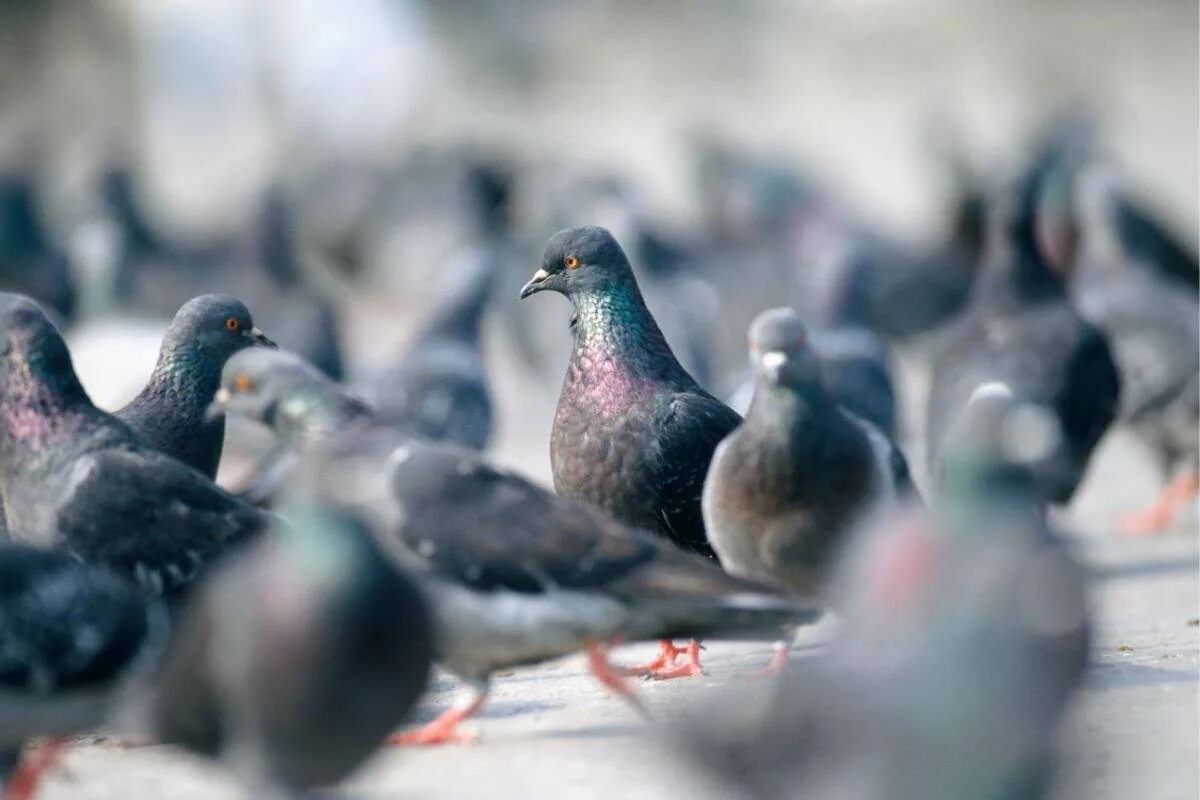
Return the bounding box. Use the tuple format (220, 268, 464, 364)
(115, 294, 275, 479)
(1068, 167, 1198, 533)
(0, 293, 270, 597)
(357, 250, 494, 450)
(704, 308, 917, 670)
(150, 500, 433, 796)
(680, 384, 1090, 800)
(0, 544, 166, 800)
(926, 171, 1120, 504)
(521, 226, 743, 679)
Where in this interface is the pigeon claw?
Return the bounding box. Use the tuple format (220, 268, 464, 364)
(5, 737, 68, 800)
(585, 642, 651, 720)
(619, 639, 681, 676)
(386, 692, 485, 747)
(747, 642, 790, 678)
(1120, 471, 1199, 536)
(646, 640, 704, 681)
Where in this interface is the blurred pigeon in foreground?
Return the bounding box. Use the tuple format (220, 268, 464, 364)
(150, 501, 433, 797)
(357, 250, 494, 450)
(704, 308, 917, 670)
(521, 226, 743, 679)
(115, 295, 275, 479)
(0, 294, 270, 596)
(926, 172, 1120, 504)
(1069, 168, 1198, 533)
(680, 384, 1089, 800)
(0, 545, 166, 800)
(213, 349, 817, 744)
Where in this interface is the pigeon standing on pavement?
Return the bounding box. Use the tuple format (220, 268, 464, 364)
(0, 545, 167, 800)
(680, 385, 1089, 800)
(357, 251, 494, 450)
(926, 171, 1120, 504)
(1068, 168, 1199, 533)
(115, 295, 275, 479)
(0, 293, 270, 596)
(150, 501, 433, 797)
(704, 308, 917, 670)
(521, 226, 743, 679)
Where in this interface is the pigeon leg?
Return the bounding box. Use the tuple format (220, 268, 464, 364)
(1120, 470, 1199, 535)
(749, 641, 790, 677)
(585, 643, 651, 720)
(648, 639, 705, 680)
(620, 639, 681, 676)
(5, 737, 68, 800)
(386, 687, 486, 746)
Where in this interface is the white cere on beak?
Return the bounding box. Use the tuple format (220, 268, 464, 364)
(760, 351, 789, 372)
(213, 387, 232, 407)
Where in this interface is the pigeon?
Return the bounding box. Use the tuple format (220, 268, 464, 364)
(372, 439, 818, 744)
(521, 225, 744, 679)
(679, 384, 1089, 800)
(0, 293, 270, 596)
(150, 500, 433, 797)
(0, 170, 75, 323)
(926, 171, 1120, 505)
(727, 253, 897, 436)
(212, 350, 817, 744)
(357, 249, 494, 450)
(1068, 167, 1198, 533)
(704, 308, 917, 670)
(0, 544, 167, 800)
(114, 294, 275, 479)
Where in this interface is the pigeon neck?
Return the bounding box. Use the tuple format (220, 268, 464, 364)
(973, 207, 1065, 309)
(568, 282, 689, 384)
(287, 388, 376, 443)
(0, 368, 94, 453)
(746, 379, 833, 438)
(139, 342, 224, 424)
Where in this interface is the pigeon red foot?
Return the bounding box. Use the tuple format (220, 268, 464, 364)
(585, 643, 651, 719)
(5, 737, 68, 800)
(620, 639, 681, 676)
(386, 690, 485, 746)
(646, 640, 705, 680)
(749, 641, 791, 678)
(1120, 471, 1199, 535)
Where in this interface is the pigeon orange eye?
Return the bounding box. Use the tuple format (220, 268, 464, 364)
(564, 255, 580, 269)
(224, 317, 240, 332)
(232, 373, 253, 392)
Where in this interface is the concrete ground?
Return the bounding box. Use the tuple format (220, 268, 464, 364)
(32, 417, 1200, 800)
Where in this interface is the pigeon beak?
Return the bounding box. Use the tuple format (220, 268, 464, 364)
(760, 350, 788, 382)
(519, 269, 552, 299)
(244, 327, 277, 349)
(205, 388, 231, 422)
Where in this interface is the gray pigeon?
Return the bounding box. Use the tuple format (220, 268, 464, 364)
(680, 384, 1090, 800)
(116, 294, 275, 479)
(926, 171, 1120, 504)
(356, 250, 494, 450)
(0, 544, 166, 800)
(150, 501, 433, 797)
(1069, 167, 1198, 533)
(703, 308, 917, 668)
(521, 226, 743, 679)
(213, 349, 818, 744)
(0, 293, 270, 596)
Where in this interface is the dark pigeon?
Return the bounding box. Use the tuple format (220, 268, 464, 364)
(704, 308, 917, 607)
(0, 171, 74, 323)
(0, 294, 270, 597)
(680, 385, 1089, 800)
(1068, 167, 1198, 533)
(926, 172, 1120, 505)
(357, 250, 494, 450)
(150, 501, 433, 795)
(0, 544, 166, 800)
(115, 294, 275, 479)
(214, 349, 817, 743)
(521, 225, 744, 679)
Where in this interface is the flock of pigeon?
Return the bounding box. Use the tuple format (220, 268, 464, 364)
(0, 129, 1196, 800)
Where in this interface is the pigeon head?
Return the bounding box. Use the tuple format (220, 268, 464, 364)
(214, 348, 368, 440)
(0, 292, 88, 406)
(938, 382, 1060, 511)
(520, 226, 636, 300)
(748, 307, 821, 388)
(163, 295, 275, 362)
